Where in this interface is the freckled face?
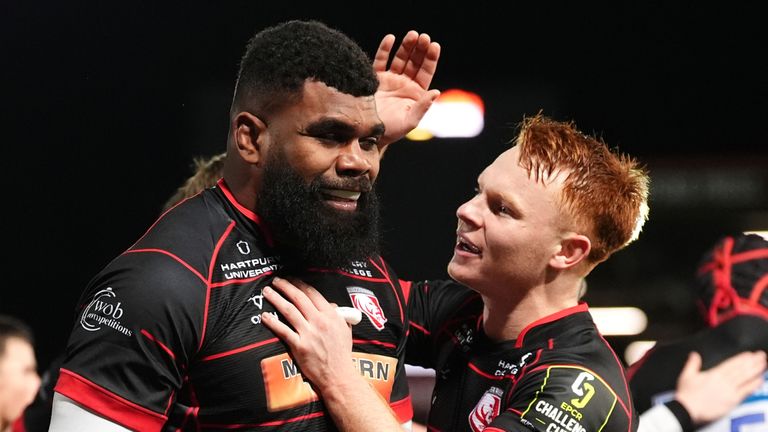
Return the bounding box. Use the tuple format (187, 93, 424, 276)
(449, 146, 566, 294)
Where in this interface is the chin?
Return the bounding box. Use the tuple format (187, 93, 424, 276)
(447, 261, 469, 285)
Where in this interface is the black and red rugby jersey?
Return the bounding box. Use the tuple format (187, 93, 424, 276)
(404, 280, 637, 432)
(55, 180, 412, 431)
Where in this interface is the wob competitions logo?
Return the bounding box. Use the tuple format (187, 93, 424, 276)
(80, 287, 133, 337)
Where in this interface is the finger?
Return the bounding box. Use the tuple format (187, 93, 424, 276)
(262, 285, 309, 331)
(718, 351, 767, 380)
(413, 41, 441, 89)
(401, 33, 431, 79)
(407, 90, 441, 122)
(272, 277, 321, 317)
(288, 278, 335, 313)
(388, 30, 419, 74)
(372, 34, 396, 72)
(730, 351, 767, 384)
(738, 373, 766, 398)
(260, 311, 300, 347)
(679, 351, 702, 381)
(288, 279, 359, 325)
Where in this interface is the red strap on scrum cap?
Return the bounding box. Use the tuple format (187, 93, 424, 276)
(696, 234, 768, 326)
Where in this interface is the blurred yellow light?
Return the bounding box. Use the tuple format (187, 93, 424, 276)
(406, 128, 435, 141)
(406, 88, 485, 140)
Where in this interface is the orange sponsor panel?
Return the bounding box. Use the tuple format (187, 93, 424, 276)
(261, 352, 398, 412)
(261, 353, 319, 412)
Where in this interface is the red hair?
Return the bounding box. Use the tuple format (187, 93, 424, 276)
(516, 114, 649, 264)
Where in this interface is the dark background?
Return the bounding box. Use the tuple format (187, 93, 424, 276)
(2, 1, 767, 370)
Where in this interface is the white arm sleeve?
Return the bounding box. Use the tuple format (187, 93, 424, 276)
(49, 392, 131, 432)
(638, 404, 683, 432)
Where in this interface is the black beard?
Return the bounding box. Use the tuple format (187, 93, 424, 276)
(256, 151, 381, 270)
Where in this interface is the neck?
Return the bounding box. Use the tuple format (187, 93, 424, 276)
(481, 276, 581, 341)
(222, 172, 258, 211)
(222, 146, 264, 212)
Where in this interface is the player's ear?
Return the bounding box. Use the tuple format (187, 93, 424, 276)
(232, 112, 268, 165)
(550, 233, 591, 270)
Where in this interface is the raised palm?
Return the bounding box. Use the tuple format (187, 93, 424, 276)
(373, 31, 441, 148)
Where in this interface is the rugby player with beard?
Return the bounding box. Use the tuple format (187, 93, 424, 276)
(50, 20, 440, 432)
(255, 141, 381, 272)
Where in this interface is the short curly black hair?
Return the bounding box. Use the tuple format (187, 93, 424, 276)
(231, 20, 379, 117)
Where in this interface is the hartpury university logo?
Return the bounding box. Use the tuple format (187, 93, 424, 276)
(347, 286, 387, 330)
(236, 240, 251, 255)
(80, 287, 132, 337)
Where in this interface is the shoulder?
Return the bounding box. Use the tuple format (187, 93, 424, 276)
(512, 363, 634, 431)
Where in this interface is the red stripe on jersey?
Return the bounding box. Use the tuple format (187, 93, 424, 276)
(468, 362, 506, 380)
(369, 258, 405, 323)
(55, 368, 167, 432)
(200, 338, 280, 361)
(409, 321, 430, 335)
(176, 405, 199, 431)
(352, 338, 397, 349)
(200, 221, 236, 350)
(515, 303, 588, 348)
(140, 329, 177, 361)
(400, 279, 413, 303)
(218, 179, 274, 247)
(507, 349, 543, 399)
(202, 410, 326, 428)
(625, 345, 655, 381)
(596, 332, 634, 421)
(128, 208, 178, 250)
(125, 249, 207, 283)
(10, 414, 25, 432)
(390, 394, 414, 423)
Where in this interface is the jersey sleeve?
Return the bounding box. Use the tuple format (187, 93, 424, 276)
(490, 365, 632, 432)
(405, 279, 478, 369)
(55, 251, 208, 431)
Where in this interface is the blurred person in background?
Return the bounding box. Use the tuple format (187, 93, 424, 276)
(161, 152, 227, 212)
(629, 232, 768, 431)
(0, 315, 40, 432)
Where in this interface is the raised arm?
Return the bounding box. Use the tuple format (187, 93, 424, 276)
(374, 31, 441, 150)
(260, 278, 404, 432)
